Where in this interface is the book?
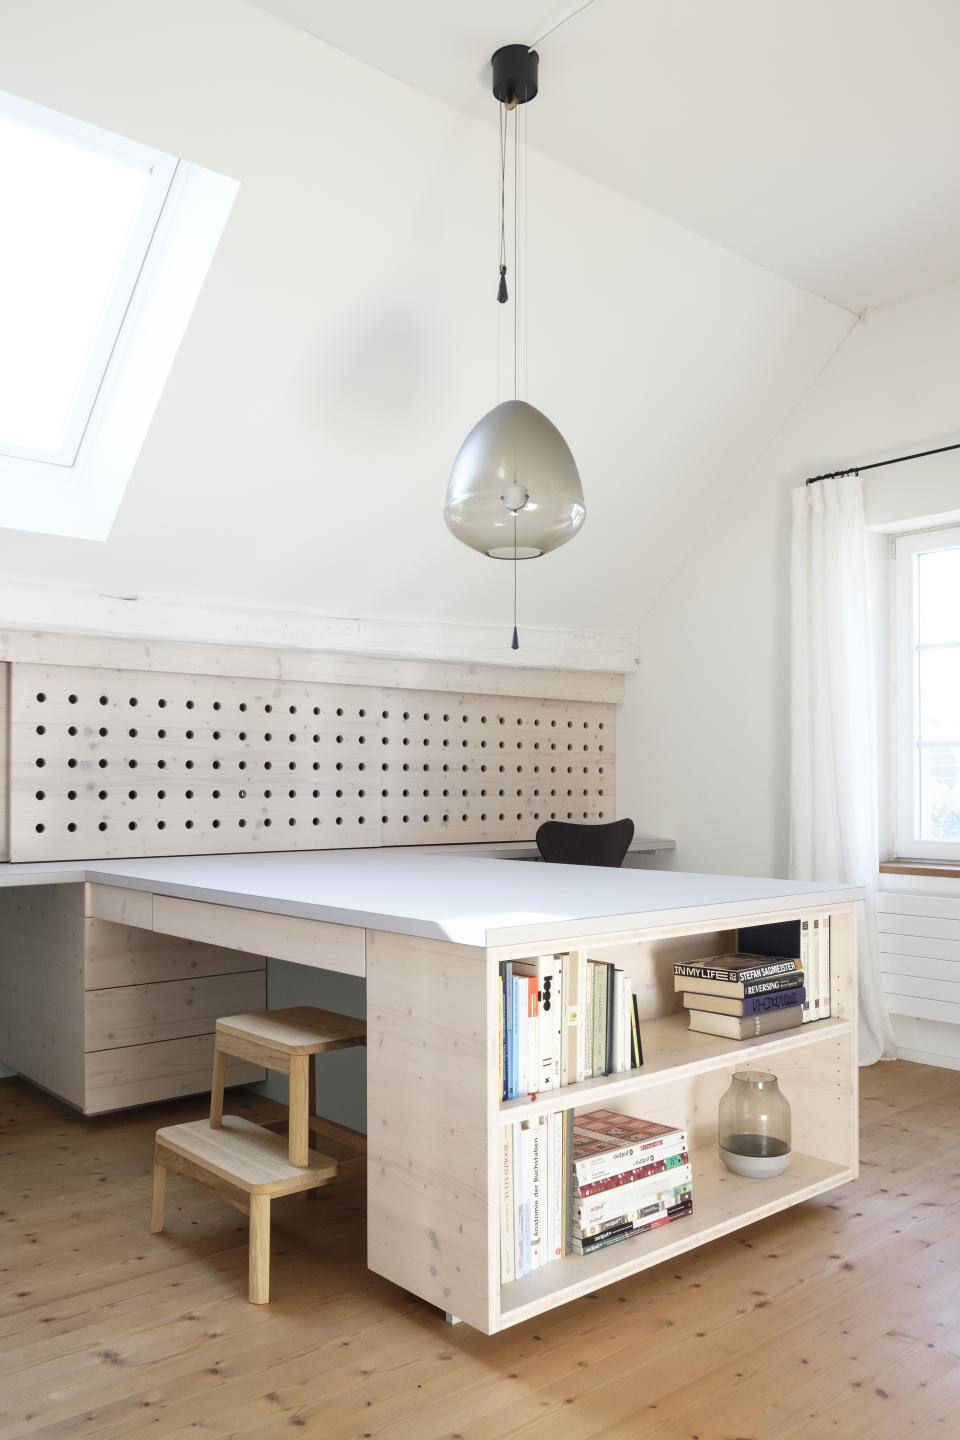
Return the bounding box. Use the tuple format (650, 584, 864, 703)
(499, 1126, 514, 1283)
(499, 962, 511, 1098)
(558, 953, 569, 1088)
(674, 953, 802, 985)
(591, 960, 607, 1077)
(681, 985, 806, 1017)
(575, 1134, 687, 1192)
(561, 1108, 573, 1255)
(603, 962, 616, 1075)
(820, 915, 832, 1018)
(673, 969, 804, 1000)
(574, 1166, 693, 1231)
(630, 993, 644, 1068)
(570, 1200, 693, 1255)
(573, 1111, 687, 1189)
(512, 957, 556, 1091)
(687, 1006, 803, 1039)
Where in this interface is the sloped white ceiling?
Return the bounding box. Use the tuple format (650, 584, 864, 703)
(252, 0, 960, 313)
(0, 0, 851, 644)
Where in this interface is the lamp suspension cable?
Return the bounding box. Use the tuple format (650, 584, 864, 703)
(529, 0, 600, 49)
(805, 439, 960, 485)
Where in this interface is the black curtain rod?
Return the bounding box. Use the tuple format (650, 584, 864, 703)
(805, 440, 960, 485)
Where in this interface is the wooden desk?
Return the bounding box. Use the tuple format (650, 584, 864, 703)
(0, 850, 861, 1333)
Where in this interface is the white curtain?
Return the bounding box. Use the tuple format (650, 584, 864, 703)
(789, 474, 897, 1065)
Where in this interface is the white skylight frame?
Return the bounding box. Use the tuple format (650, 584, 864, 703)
(0, 90, 239, 541)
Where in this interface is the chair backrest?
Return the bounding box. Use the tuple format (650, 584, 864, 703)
(535, 818, 635, 868)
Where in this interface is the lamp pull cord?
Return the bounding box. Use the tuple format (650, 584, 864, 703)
(497, 104, 508, 303)
(511, 513, 520, 650)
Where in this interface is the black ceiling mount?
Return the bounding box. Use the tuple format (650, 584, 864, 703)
(491, 45, 539, 106)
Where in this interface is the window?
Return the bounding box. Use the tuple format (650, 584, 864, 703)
(894, 525, 960, 860)
(0, 89, 238, 540)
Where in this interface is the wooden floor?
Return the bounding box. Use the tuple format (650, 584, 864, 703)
(2, 1061, 960, 1440)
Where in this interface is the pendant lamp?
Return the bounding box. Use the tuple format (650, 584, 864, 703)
(443, 44, 585, 648)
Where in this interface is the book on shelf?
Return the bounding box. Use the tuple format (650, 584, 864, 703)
(572, 1111, 688, 1190)
(740, 916, 832, 1023)
(686, 1006, 803, 1039)
(570, 1199, 693, 1256)
(673, 954, 802, 986)
(499, 952, 642, 1102)
(573, 1165, 693, 1233)
(501, 1110, 572, 1282)
(569, 1109, 694, 1256)
(673, 968, 805, 1000)
(512, 956, 559, 1091)
(681, 985, 806, 1018)
(575, 1147, 688, 1199)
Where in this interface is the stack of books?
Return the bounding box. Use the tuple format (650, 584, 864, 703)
(500, 1111, 572, 1281)
(570, 1110, 692, 1256)
(499, 951, 643, 1100)
(675, 952, 806, 1038)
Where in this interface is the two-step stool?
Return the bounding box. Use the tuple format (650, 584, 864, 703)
(150, 1005, 366, 1303)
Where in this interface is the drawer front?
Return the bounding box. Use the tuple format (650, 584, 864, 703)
(86, 883, 154, 930)
(84, 1033, 263, 1114)
(84, 916, 266, 989)
(152, 895, 365, 976)
(85, 969, 267, 1051)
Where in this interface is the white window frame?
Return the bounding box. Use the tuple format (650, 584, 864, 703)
(893, 523, 960, 861)
(0, 92, 238, 541)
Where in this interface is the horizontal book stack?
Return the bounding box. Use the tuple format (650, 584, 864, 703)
(499, 951, 643, 1101)
(500, 1111, 572, 1281)
(570, 1110, 692, 1256)
(676, 953, 806, 1038)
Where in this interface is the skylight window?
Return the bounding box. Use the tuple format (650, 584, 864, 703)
(0, 91, 238, 540)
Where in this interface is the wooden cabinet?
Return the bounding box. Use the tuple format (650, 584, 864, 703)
(366, 901, 858, 1334)
(0, 884, 265, 1113)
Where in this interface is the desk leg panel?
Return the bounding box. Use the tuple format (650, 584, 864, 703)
(366, 930, 496, 1334)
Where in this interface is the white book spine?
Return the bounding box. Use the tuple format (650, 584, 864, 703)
(516, 979, 528, 1094)
(812, 918, 822, 1020)
(623, 974, 633, 1071)
(500, 1126, 515, 1283)
(800, 918, 814, 1022)
(577, 952, 589, 1082)
(554, 1113, 562, 1259)
(553, 958, 564, 1090)
(822, 915, 832, 1017)
(527, 983, 540, 1095)
(559, 953, 569, 1088)
(514, 1122, 526, 1278)
(529, 1123, 543, 1270)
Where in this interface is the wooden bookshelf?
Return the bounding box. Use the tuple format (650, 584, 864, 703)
(498, 1012, 854, 1124)
(367, 899, 859, 1334)
(499, 1145, 854, 1328)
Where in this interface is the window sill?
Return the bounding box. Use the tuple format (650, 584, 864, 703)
(880, 860, 960, 880)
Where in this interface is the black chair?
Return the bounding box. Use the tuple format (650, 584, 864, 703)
(535, 818, 634, 868)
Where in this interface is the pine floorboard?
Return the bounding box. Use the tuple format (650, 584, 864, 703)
(1, 1059, 959, 1439)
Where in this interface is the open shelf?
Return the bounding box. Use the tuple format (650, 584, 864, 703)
(497, 1145, 853, 1329)
(498, 1012, 853, 1124)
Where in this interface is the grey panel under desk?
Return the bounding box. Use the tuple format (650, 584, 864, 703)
(253, 957, 367, 1134)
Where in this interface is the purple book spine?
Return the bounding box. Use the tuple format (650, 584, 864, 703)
(742, 986, 805, 1015)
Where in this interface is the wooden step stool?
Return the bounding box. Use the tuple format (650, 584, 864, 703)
(150, 1005, 366, 1303)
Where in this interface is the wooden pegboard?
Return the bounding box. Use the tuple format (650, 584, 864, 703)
(9, 664, 616, 860)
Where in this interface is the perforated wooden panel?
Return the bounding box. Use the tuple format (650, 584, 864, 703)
(9, 665, 616, 861)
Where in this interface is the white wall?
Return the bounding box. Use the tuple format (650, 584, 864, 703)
(621, 277, 960, 875)
(0, 0, 850, 653)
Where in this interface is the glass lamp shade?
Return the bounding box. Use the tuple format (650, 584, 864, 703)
(444, 400, 585, 559)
